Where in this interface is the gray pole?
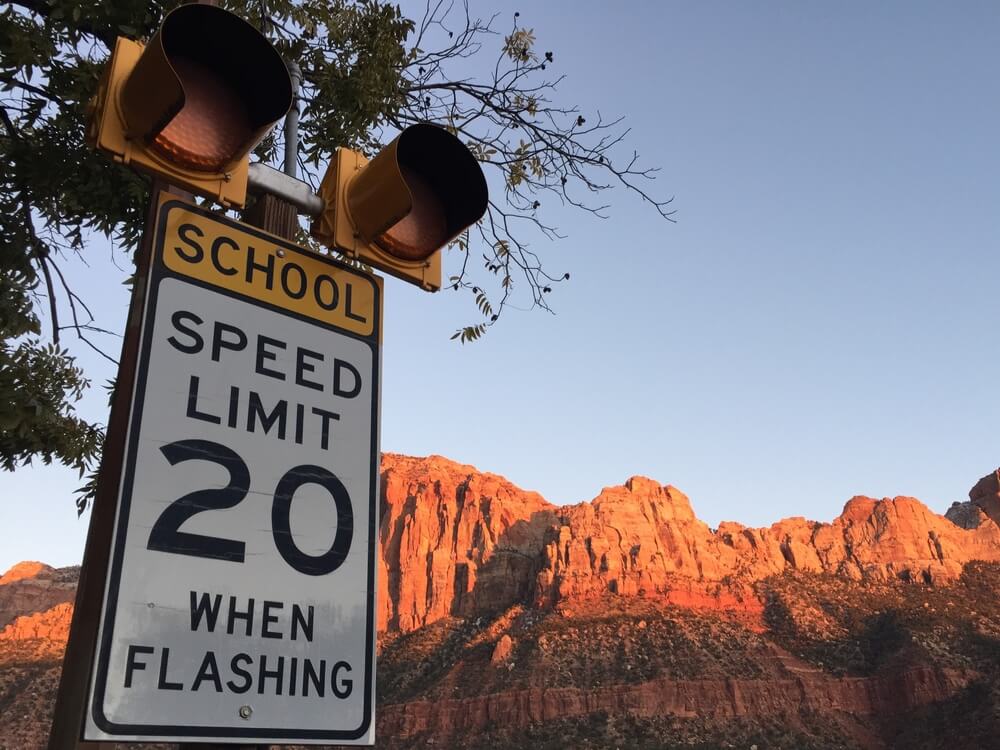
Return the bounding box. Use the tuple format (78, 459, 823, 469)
(284, 60, 302, 179)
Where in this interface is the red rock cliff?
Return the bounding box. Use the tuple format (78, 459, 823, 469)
(378, 454, 556, 632)
(0, 602, 72, 643)
(379, 455, 1000, 633)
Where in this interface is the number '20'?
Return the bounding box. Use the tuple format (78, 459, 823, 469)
(146, 438, 353, 576)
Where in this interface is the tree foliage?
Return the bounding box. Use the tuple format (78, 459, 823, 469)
(1, 0, 672, 498)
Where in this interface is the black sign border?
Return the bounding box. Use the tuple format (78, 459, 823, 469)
(89, 199, 380, 742)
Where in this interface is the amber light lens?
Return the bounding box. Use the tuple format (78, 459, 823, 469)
(151, 57, 252, 172)
(374, 165, 448, 261)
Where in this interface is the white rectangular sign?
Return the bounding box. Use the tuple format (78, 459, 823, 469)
(85, 198, 380, 744)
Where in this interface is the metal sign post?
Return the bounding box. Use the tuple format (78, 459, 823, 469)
(49, 182, 187, 750)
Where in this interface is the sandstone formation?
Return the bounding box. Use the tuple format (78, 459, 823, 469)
(970, 468, 1000, 526)
(490, 634, 514, 665)
(378, 454, 556, 632)
(0, 602, 72, 643)
(379, 454, 1000, 634)
(945, 500, 990, 529)
(0, 561, 51, 584)
(379, 666, 973, 740)
(0, 561, 77, 630)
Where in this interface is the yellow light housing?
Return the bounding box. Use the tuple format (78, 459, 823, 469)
(312, 124, 489, 291)
(88, 5, 292, 206)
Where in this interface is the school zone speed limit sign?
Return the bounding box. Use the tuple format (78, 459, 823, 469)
(84, 196, 381, 744)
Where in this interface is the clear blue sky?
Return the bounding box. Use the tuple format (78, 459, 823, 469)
(3, 1, 999, 572)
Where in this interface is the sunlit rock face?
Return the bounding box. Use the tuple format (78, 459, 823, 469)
(378, 454, 1000, 634)
(378, 454, 556, 633)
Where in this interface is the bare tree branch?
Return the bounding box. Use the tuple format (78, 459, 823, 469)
(0, 106, 61, 344)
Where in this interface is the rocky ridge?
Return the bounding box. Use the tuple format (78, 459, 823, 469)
(378, 454, 1000, 634)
